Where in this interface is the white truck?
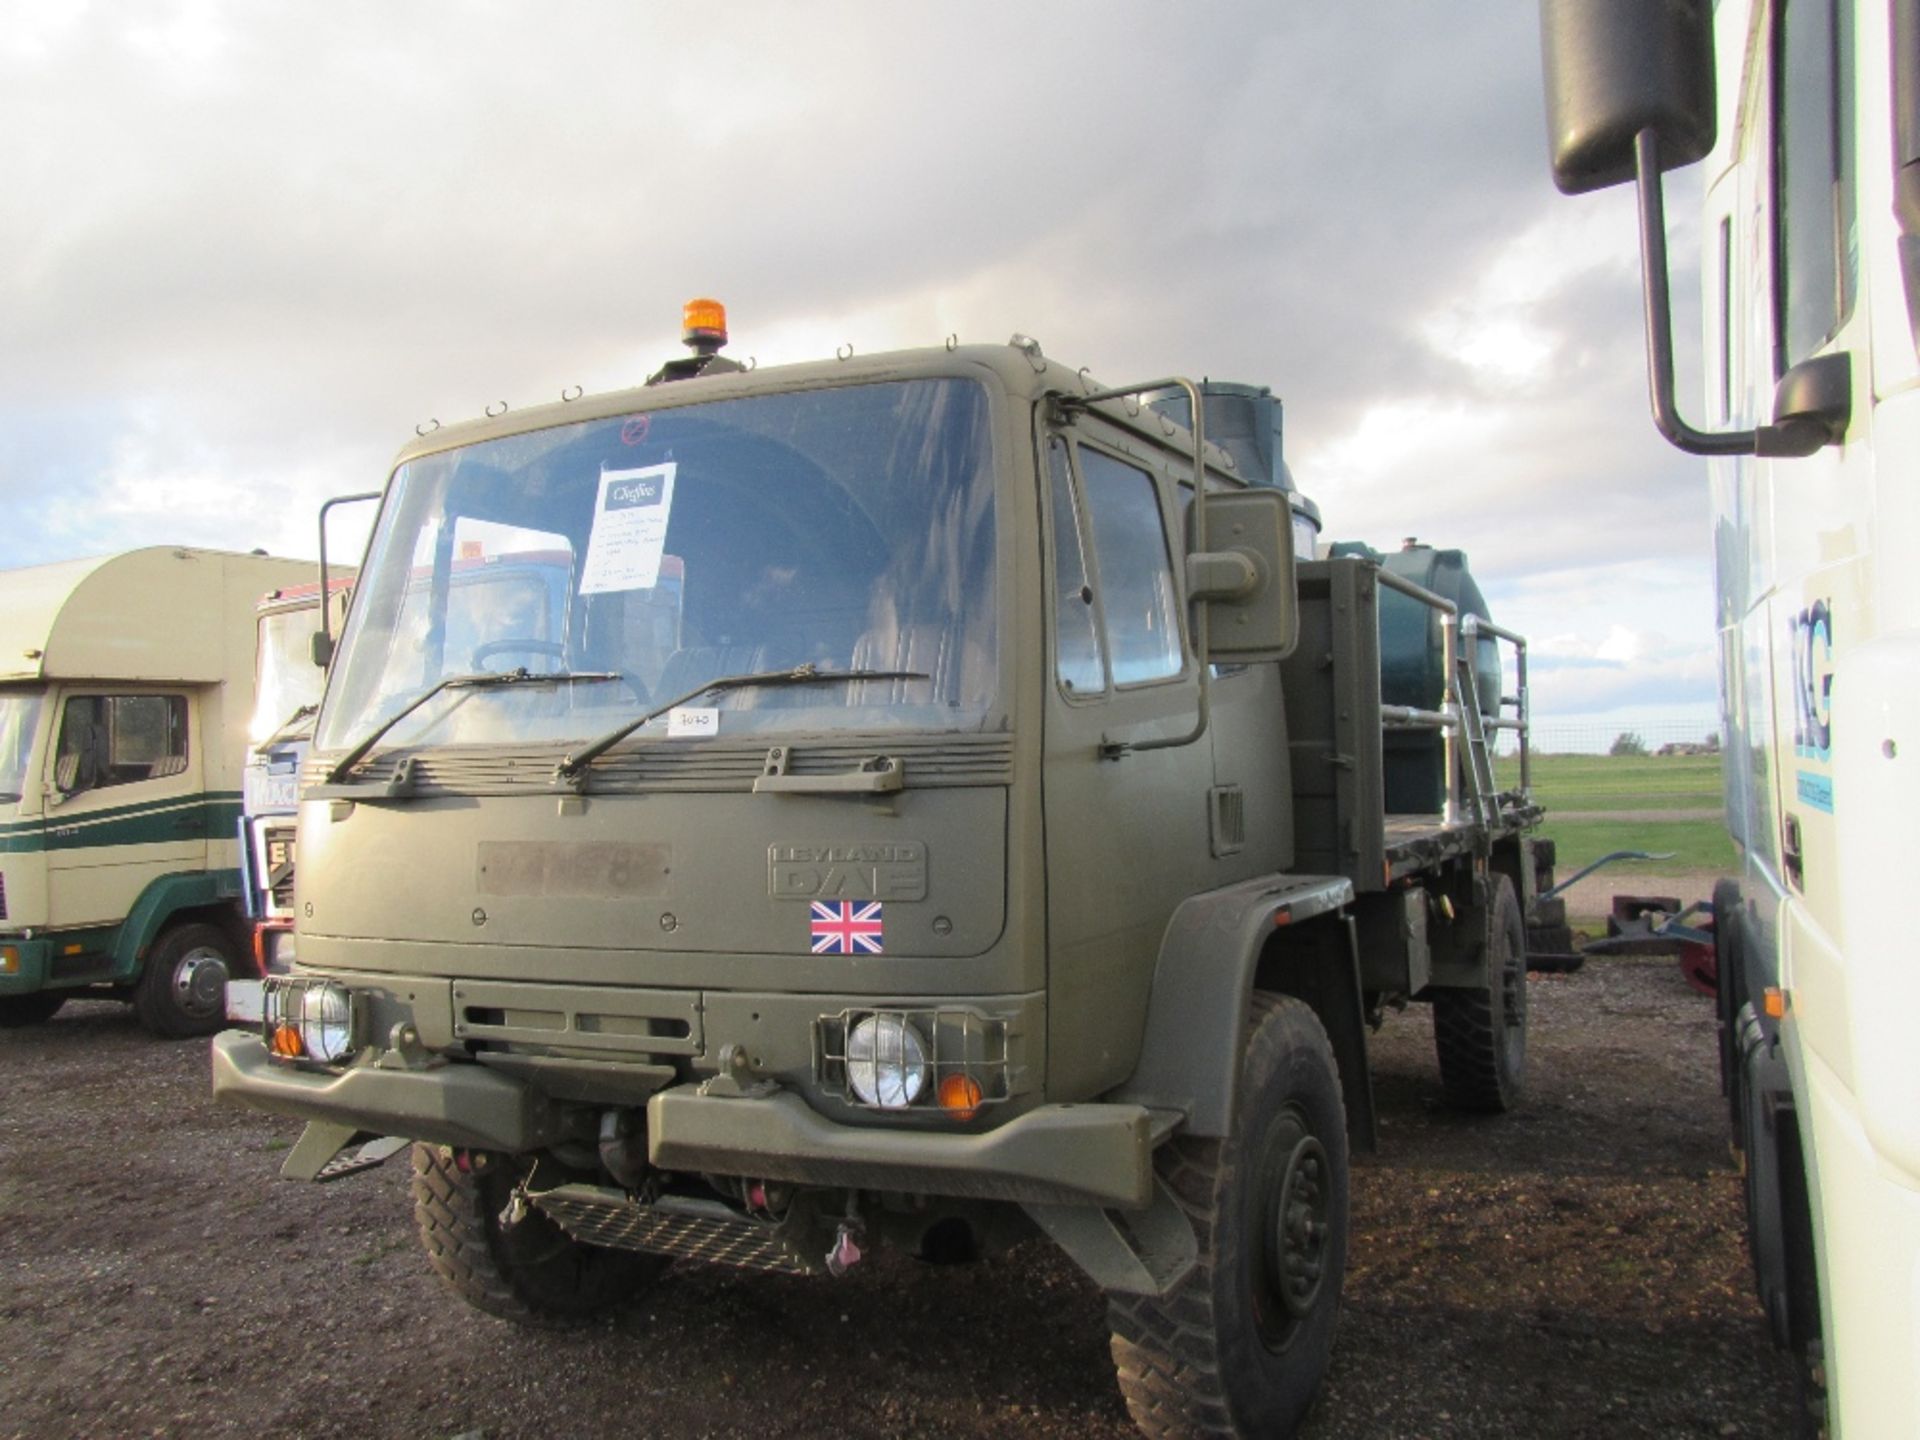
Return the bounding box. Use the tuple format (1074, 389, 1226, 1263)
(1540, 2, 1920, 1431)
(239, 577, 352, 979)
(0, 546, 313, 1035)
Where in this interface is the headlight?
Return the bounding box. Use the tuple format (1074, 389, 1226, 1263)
(845, 1014, 930, 1109)
(299, 983, 354, 1063)
(264, 978, 357, 1064)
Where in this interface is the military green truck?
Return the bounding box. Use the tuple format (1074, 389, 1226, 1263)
(213, 308, 1541, 1438)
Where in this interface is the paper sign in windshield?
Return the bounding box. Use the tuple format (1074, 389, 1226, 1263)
(580, 463, 677, 595)
(667, 707, 719, 738)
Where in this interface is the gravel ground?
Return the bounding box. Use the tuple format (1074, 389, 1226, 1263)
(0, 954, 1794, 1439)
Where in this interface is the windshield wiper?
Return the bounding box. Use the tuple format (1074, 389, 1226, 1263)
(326, 669, 621, 784)
(257, 702, 320, 751)
(556, 663, 929, 784)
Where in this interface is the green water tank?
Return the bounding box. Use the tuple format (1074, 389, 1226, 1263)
(1327, 540, 1504, 814)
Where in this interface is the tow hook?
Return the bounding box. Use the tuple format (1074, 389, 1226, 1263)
(498, 1180, 532, 1231)
(825, 1221, 864, 1277)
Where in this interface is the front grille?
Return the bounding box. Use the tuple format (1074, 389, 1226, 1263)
(263, 825, 296, 909)
(534, 1185, 818, 1274)
(313, 733, 1016, 797)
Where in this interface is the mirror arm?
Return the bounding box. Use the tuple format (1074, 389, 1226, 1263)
(1634, 129, 1759, 457)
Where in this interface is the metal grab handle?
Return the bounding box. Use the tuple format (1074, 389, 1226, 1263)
(751, 750, 903, 795)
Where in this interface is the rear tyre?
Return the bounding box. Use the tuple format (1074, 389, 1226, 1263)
(1712, 877, 1746, 1140)
(1433, 875, 1528, 1112)
(1108, 993, 1350, 1438)
(132, 923, 235, 1038)
(0, 993, 67, 1027)
(411, 1144, 665, 1327)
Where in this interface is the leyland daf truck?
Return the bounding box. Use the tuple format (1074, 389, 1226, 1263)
(213, 302, 1542, 1438)
(0, 546, 314, 1036)
(1541, 2, 1920, 1432)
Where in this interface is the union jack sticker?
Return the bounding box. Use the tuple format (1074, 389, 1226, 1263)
(810, 900, 884, 955)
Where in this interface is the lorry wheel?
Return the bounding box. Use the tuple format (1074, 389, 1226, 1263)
(1108, 993, 1349, 1439)
(411, 1144, 664, 1327)
(131, 923, 236, 1038)
(1432, 875, 1527, 1113)
(1712, 877, 1745, 1141)
(0, 993, 67, 1027)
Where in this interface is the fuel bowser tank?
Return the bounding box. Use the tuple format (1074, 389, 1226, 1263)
(1328, 540, 1503, 814)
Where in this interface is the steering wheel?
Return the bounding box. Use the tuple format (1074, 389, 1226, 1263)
(468, 638, 651, 704)
(470, 638, 566, 672)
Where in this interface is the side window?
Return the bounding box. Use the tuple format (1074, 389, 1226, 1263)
(1775, 0, 1855, 367)
(1078, 448, 1184, 686)
(54, 695, 188, 795)
(1048, 439, 1106, 695)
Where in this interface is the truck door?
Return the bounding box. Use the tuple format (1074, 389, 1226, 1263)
(43, 688, 207, 931)
(1040, 427, 1214, 1098)
(1753, 0, 1870, 1027)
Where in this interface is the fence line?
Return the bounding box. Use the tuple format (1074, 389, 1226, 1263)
(1491, 719, 1723, 758)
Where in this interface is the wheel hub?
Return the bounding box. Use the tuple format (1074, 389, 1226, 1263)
(172, 948, 229, 1018)
(1272, 1133, 1331, 1321)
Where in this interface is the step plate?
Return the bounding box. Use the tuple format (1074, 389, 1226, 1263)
(534, 1184, 818, 1276)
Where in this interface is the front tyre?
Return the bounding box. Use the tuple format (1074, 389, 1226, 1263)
(1108, 993, 1350, 1439)
(410, 1145, 665, 1327)
(132, 922, 236, 1038)
(1432, 874, 1528, 1113)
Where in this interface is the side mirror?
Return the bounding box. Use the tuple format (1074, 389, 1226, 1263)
(1540, 0, 1716, 194)
(310, 631, 335, 668)
(1186, 487, 1298, 662)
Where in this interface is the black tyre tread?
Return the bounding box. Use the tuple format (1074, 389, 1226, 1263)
(1107, 993, 1345, 1440)
(0, 993, 67, 1027)
(1433, 989, 1506, 1109)
(131, 922, 233, 1039)
(410, 1144, 658, 1329)
(1433, 877, 1526, 1113)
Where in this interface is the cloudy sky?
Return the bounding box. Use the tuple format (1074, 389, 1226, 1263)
(0, 2, 1720, 740)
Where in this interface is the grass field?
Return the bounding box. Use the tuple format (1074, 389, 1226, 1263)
(1495, 750, 1738, 874)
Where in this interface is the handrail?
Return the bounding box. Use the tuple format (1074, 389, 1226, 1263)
(1361, 565, 1532, 826)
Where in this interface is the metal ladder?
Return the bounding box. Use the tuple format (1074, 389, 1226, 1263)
(1453, 642, 1497, 827)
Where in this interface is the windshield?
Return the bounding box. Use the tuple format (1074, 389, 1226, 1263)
(0, 690, 43, 803)
(315, 379, 998, 753)
(248, 605, 330, 746)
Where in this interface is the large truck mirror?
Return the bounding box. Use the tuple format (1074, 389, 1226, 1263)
(1186, 487, 1298, 663)
(1539, 0, 1715, 195)
(310, 631, 334, 668)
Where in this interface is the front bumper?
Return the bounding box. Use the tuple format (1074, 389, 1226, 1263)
(0, 937, 53, 995)
(647, 1086, 1157, 1209)
(211, 1031, 564, 1151)
(212, 1029, 1160, 1209)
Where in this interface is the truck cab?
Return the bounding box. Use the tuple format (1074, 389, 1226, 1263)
(0, 547, 314, 1034)
(215, 318, 1539, 1439)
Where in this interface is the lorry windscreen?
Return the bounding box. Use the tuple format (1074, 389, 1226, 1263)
(314, 378, 998, 754)
(249, 605, 328, 748)
(0, 690, 42, 803)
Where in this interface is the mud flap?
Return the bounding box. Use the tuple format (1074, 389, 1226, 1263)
(280, 1120, 407, 1183)
(1023, 1175, 1197, 1297)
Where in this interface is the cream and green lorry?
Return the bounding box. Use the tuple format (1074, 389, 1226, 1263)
(0, 546, 312, 1035)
